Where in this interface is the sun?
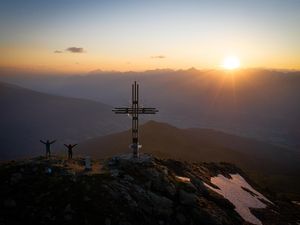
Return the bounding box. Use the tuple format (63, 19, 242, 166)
(222, 56, 240, 70)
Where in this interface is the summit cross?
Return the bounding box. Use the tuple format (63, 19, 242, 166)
(112, 81, 158, 158)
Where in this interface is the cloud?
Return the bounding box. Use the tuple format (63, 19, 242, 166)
(151, 55, 166, 59)
(54, 50, 63, 53)
(66, 47, 85, 53)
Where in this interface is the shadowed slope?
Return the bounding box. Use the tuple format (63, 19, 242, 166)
(0, 82, 128, 159)
(2, 68, 299, 148)
(79, 120, 300, 199)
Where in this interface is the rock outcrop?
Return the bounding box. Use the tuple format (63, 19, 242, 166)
(0, 155, 299, 225)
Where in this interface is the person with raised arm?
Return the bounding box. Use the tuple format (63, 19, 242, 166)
(64, 144, 78, 159)
(40, 139, 56, 158)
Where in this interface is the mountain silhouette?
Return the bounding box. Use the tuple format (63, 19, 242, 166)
(0, 82, 128, 159)
(1, 68, 299, 149)
(78, 120, 300, 199)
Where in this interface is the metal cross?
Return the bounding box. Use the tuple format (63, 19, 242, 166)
(113, 81, 158, 158)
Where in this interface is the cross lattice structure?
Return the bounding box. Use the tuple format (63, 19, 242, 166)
(113, 81, 158, 158)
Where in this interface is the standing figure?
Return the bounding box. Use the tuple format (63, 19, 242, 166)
(40, 139, 56, 158)
(64, 144, 77, 159)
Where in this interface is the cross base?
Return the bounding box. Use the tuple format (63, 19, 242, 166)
(130, 143, 142, 158)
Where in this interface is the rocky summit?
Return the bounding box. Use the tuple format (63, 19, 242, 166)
(0, 155, 299, 225)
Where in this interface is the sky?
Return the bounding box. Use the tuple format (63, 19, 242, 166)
(0, 0, 299, 73)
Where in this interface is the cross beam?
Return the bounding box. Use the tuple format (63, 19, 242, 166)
(112, 81, 158, 158)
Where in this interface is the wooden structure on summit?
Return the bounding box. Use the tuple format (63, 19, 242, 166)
(113, 81, 158, 158)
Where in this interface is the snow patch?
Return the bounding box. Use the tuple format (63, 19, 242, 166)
(175, 176, 190, 183)
(292, 201, 300, 206)
(204, 174, 273, 225)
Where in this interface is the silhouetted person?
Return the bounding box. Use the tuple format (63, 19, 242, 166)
(64, 144, 77, 159)
(40, 139, 56, 158)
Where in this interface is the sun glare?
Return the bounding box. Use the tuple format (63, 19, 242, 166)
(222, 56, 240, 70)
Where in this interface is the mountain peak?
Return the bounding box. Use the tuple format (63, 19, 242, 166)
(142, 120, 177, 128)
(1, 155, 298, 224)
(186, 67, 199, 72)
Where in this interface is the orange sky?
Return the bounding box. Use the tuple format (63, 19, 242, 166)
(1, 0, 299, 73)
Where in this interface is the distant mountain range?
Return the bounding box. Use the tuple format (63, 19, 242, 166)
(0, 82, 129, 159)
(78, 120, 300, 199)
(1, 69, 300, 199)
(1, 68, 299, 149)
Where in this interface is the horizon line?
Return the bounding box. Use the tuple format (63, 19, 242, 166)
(0, 66, 300, 76)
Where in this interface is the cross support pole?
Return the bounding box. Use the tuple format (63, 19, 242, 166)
(112, 81, 158, 158)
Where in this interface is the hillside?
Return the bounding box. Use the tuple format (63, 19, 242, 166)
(0, 82, 128, 159)
(2, 68, 299, 149)
(0, 155, 299, 225)
(78, 121, 300, 199)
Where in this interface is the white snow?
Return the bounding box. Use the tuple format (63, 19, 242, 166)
(204, 174, 273, 225)
(292, 201, 300, 206)
(175, 176, 191, 183)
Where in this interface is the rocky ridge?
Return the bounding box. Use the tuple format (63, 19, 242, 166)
(0, 155, 299, 225)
